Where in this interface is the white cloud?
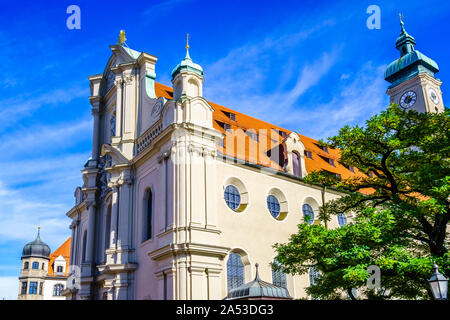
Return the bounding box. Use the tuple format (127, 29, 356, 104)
(280, 62, 390, 139)
(0, 86, 89, 130)
(0, 119, 91, 159)
(0, 277, 19, 300)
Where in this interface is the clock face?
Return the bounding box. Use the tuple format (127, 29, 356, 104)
(428, 88, 439, 105)
(400, 91, 417, 109)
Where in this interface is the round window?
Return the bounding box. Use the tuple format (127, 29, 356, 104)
(267, 195, 281, 219)
(224, 185, 241, 211)
(302, 204, 315, 225)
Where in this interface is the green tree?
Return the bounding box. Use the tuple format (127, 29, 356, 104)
(274, 105, 450, 299)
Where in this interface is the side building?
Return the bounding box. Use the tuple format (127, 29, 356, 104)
(18, 229, 71, 300)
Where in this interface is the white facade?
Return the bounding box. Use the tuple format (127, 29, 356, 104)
(64, 43, 353, 300)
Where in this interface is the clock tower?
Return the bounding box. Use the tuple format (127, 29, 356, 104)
(385, 16, 445, 113)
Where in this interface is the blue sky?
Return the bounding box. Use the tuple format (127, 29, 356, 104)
(0, 0, 449, 299)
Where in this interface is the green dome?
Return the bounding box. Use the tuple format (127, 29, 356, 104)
(385, 19, 439, 88)
(171, 49, 203, 80)
(385, 50, 439, 87)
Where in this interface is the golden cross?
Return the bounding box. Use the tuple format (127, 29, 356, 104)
(186, 33, 190, 50)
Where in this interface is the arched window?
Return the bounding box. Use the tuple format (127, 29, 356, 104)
(337, 213, 347, 227)
(53, 284, 64, 296)
(143, 188, 153, 242)
(42, 263, 45, 270)
(224, 185, 240, 211)
(272, 261, 287, 288)
(24, 262, 29, 270)
(302, 204, 315, 225)
(267, 195, 281, 219)
(309, 266, 321, 300)
(292, 152, 301, 177)
(57, 266, 63, 273)
(32, 262, 39, 269)
(309, 266, 320, 286)
(105, 205, 111, 251)
(82, 230, 87, 262)
(227, 253, 244, 291)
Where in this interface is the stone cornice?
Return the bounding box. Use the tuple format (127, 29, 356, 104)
(148, 243, 230, 261)
(97, 263, 138, 275)
(66, 201, 87, 219)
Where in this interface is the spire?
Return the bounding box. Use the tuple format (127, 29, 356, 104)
(395, 13, 416, 56)
(170, 33, 203, 80)
(37, 226, 40, 238)
(185, 33, 191, 60)
(399, 13, 406, 34)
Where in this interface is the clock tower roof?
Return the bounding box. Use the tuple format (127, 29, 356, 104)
(385, 16, 439, 89)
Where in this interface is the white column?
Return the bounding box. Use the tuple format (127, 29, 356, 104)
(90, 97, 100, 160)
(117, 173, 133, 254)
(109, 185, 119, 249)
(85, 201, 96, 265)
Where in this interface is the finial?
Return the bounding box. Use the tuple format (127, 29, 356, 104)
(186, 33, 190, 51)
(37, 226, 40, 238)
(118, 30, 127, 46)
(254, 263, 260, 281)
(185, 33, 191, 60)
(399, 13, 406, 33)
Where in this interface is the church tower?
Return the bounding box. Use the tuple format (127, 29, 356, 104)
(18, 228, 51, 300)
(385, 16, 445, 113)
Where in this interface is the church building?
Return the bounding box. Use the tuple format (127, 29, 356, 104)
(63, 19, 444, 300)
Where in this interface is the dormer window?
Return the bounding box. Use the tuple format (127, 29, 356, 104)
(217, 121, 232, 133)
(274, 129, 287, 139)
(345, 165, 355, 173)
(304, 150, 313, 159)
(57, 266, 63, 273)
(319, 145, 329, 153)
(321, 156, 335, 166)
(223, 111, 236, 121)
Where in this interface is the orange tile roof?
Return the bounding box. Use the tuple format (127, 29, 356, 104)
(154, 82, 367, 181)
(48, 237, 71, 277)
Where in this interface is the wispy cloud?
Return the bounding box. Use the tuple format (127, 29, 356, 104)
(0, 119, 91, 159)
(284, 62, 390, 139)
(0, 86, 89, 131)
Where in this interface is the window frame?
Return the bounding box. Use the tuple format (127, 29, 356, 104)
(226, 253, 245, 292)
(302, 203, 315, 225)
(32, 262, 39, 269)
(29, 281, 38, 295)
(53, 283, 64, 296)
(224, 185, 241, 211)
(267, 195, 281, 219)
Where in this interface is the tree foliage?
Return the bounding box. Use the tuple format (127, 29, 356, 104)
(274, 105, 450, 299)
